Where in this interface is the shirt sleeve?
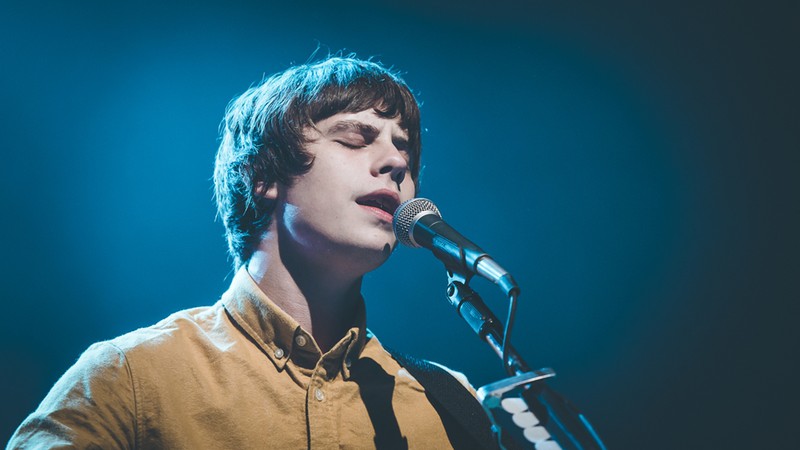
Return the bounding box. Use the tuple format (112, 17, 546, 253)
(7, 341, 137, 450)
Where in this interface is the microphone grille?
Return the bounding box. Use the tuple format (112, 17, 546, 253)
(393, 198, 441, 247)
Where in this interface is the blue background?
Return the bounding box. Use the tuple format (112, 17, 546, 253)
(1, 1, 797, 448)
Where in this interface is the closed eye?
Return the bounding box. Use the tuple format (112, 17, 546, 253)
(327, 121, 376, 146)
(335, 140, 366, 149)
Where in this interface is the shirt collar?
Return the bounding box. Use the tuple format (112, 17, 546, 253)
(221, 266, 368, 375)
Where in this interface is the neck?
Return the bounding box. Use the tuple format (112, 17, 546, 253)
(247, 236, 364, 353)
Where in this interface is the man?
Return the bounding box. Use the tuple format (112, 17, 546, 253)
(8, 56, 499, 449)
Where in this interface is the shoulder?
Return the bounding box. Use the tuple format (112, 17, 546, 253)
(108, 303, 223, 353)
(85, 303, 237, 372)
(8, 342, 137, 448)
(46, 307, 225, 400)
(24, 303, 229, 417)
(88, 302, 237, 386)
(7, 304, 228, 448)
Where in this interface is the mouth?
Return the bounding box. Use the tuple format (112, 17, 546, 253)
(355, 189, 401, 221)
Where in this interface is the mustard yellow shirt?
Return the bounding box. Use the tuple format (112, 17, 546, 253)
(9, 268, 469, 449)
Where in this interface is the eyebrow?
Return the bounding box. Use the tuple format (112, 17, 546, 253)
(326, 120, 375, 136)
(326, 120, 409, 147)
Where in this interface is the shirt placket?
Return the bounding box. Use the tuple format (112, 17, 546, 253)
(306, 359, 339, 449)
(306, 329, 362, 449)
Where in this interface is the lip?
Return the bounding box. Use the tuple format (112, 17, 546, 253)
(355, 189, 401, 223)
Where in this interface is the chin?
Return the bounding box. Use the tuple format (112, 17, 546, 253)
(349, 241, 394, 274)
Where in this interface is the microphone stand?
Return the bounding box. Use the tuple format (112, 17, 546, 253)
(445, 270, 606, 450)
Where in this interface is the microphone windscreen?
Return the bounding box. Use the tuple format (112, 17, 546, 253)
(392, 198, 441, 247)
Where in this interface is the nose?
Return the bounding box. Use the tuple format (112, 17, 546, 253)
(373, 142, 409, 188)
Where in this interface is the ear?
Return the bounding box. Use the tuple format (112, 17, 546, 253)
(255, 181, 279, 201)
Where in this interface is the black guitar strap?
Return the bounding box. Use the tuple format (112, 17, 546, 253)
(387, 348, 502, 450)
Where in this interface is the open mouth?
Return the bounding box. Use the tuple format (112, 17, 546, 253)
(355, 191, 400, 218)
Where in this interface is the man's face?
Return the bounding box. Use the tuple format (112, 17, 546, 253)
(268, 108, 416, 274)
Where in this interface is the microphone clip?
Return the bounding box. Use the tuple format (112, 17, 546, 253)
(446, 271, 500, 340)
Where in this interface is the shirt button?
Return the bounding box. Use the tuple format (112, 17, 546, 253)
(314, 388, 325, 402)
(345, 358, 352, 368)
(274, 347, 285, 359)
(295, 335, 307, 347)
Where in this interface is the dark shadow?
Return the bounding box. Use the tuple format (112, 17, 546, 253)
(349, 358, 409, 450)
(422, 390, 488, 450)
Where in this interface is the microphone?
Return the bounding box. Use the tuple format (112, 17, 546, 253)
(393, 198, 519, 296)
